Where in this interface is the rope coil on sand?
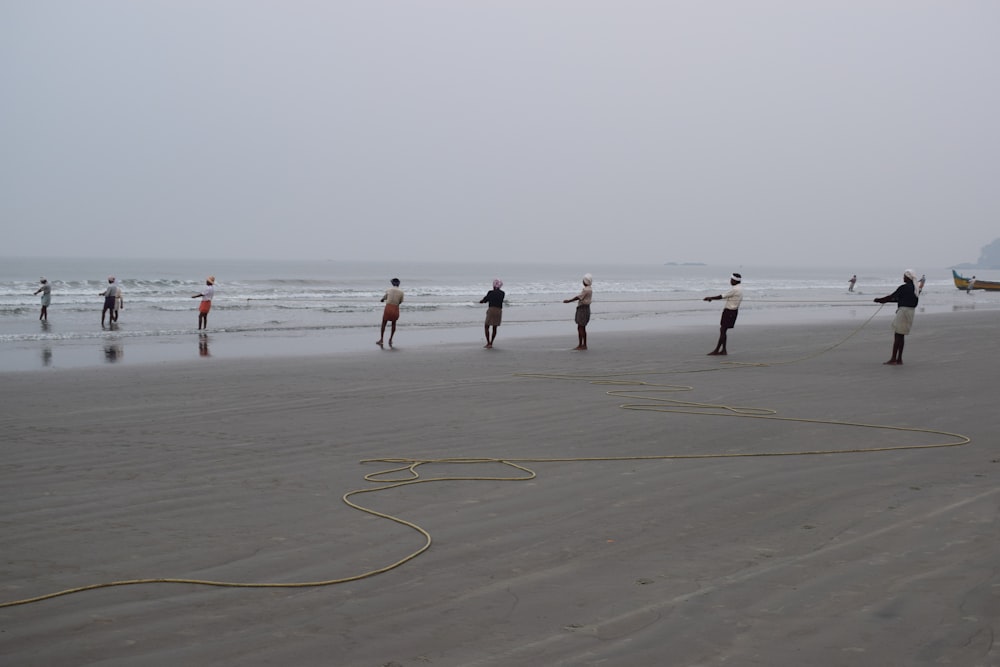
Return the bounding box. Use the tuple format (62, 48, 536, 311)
(1, 302, 969, 609)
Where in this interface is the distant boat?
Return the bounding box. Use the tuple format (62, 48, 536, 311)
(952, 270, 1000, 292)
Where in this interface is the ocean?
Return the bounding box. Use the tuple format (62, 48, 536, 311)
(1, 257, 994, 371)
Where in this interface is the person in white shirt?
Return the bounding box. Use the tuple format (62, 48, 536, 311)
(33, 277, 51, 321)
(192, 276, 215, 330)
(563, 273, 593, 350)
(377, 278, 404, 347)
(112, 282, 123, 322)
(703, 273, 744, 356)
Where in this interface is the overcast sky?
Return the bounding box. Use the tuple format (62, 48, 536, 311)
(2, 1, 997, 268)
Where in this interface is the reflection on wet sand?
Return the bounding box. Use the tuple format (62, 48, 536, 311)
(39, 321, 53, 367)
(199, 333, 211, 358)
(103, 341, 124, 363)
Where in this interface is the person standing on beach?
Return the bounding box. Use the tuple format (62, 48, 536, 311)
(874, 269, 919, 365)
(100, 276, 118, 327)
(377, 278, 404, 346)
(918, 274, 926, 295)
(112, 280, 123, 322)
(703, 273, 743, 356)
(563, 274, 593, 350)
(848, 275, 857, 292)
(191, 276, 215, 330)
(480, 279, 505, 348)
(33, 277, 51, 321)
(968, 276, 976, 294)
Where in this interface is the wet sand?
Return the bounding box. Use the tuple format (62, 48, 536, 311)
(1, 310, 998, 666)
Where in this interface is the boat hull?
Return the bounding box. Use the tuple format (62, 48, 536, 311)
(953, 270, 1000, 291)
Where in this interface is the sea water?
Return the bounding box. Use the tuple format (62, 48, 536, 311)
(1, 257, 994, 371)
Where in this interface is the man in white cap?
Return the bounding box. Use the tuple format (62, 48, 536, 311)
(703, 273, 743, 356)
(874, 270, 919, 365)
(563, 273, 593, 350)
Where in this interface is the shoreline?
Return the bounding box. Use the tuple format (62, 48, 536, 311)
(1, 300, 993, 373)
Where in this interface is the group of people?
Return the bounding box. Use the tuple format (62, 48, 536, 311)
(30, 275, 216, 329)
(377, 269, 920, 365)
(374, 274, 593, 350)
(31, 270, 922, 363)
(850, 273, 926, 296)
(374, 272, 741, 355)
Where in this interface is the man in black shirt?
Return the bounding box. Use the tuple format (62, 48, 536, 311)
(480, 279, 505, 349)
(874, 270, 919, 365)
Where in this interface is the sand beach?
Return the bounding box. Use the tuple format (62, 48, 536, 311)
(1, 309, 998, 666)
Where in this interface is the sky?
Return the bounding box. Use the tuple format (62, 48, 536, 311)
(2, 1, 998, 268)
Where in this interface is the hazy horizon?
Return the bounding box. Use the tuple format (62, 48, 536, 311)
(3, 254, 989, 277)
(3, 2, 998, 269)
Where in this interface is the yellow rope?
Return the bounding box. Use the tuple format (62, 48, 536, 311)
(2, 303, 967, 609)
(719, 302, 886, 368)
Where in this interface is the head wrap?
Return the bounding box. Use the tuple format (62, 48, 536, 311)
(391, 277, 401, 287)
(903, 269, 917, 283)
(207, 276, 215, 284)
(582, 273, 593, 286)
(731, 273, 742, 283)
(493, 279, 503, 289)
(40, 277, 47, 283)
(108, 276, 115, 283)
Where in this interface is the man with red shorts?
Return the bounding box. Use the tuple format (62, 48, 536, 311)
(192, 276, 215, 330)
(377, 278, 404, 347)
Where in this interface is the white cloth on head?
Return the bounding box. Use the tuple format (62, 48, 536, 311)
(904, 269, 917, 283)
(582, 273, 593, 286)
